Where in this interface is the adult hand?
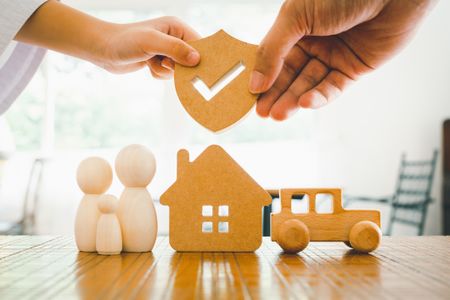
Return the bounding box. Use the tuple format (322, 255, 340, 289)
(250, 0, 437, 120)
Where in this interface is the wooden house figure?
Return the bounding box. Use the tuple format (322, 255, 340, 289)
(160, 145, 272, 252)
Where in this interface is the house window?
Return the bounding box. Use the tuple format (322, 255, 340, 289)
(202, 222, 213, 233)
(218, 205, 229, 216)
(201, 205, 230, 233)
(202, 205, 213, 216)
(218, 222, 229, 233)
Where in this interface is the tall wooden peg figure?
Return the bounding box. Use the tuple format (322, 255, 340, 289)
(115, 144, 158, 252)
(96, 194, 122, 255)
(75, 157, 113, 252)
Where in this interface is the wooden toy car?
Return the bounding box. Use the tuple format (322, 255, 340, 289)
(271, 188, 381, 253)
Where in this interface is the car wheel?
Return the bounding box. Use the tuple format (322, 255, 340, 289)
(349, 221, 382, 253)
(277, 219, 310, 254)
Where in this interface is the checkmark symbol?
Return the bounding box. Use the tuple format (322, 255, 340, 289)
(191, 61, 245, 101)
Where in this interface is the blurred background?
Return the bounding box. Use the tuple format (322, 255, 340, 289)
(0, 0, 449, 236)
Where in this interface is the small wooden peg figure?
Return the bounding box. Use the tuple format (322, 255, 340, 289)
(115, 144, 158, 252)
(75, 157, 113, 252)
(96, 194, 122, 255)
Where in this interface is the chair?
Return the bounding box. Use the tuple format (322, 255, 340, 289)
(345, 150, 438, 236)
(0, 157, 47, 235)
(443, 119, 450, 234)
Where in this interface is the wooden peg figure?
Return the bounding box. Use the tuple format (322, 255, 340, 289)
(96, 194, 122, 255)
(115, 144, 158, 252)
(75, 157, 113, 252)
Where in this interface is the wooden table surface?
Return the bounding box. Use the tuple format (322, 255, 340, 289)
(0, 236, 449, 300)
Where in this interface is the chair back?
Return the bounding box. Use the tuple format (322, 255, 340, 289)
(20, 157, 47, 234)
(388, 150, 438, 235)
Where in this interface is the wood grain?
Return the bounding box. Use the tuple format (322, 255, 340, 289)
(0, 236, 449, 299)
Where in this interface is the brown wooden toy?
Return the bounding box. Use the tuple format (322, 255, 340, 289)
(174, 30, 258, 133)
(160, 145, 272, 252)
(271, 188, 381, 253)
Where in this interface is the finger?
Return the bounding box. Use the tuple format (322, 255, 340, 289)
(148, 64, 172, 80)
(256, 44, 310, 118)
(107, 62, 147, 74)
(298, 70, 354, 109)
(145, 31, 200, 66)
(161, 57, 175, 70)
(162, 16, 201, 41)
(151, 56, 174, 72)
(270, 58, 328, 120)
(148, 58, 173, 79)
(250, 1, 306, 94)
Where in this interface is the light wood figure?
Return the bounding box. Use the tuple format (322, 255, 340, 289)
(75, 157, 113, 252)
(271, 188, 381, 254)
(96, 194, 122, 255)
(115, 144, 157, 252)
(174, 30, 258, 133)
(160, 145, 272, 252)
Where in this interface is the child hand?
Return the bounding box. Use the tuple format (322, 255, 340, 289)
(100, 16, 201, 78)
(15, 1, 200, 79)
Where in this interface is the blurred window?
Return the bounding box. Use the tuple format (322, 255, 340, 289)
(5, 0, 313, 151)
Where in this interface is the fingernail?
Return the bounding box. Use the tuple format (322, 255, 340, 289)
(249, 71, 265, 94)
(161, 60, 172, 70)
(187, 51, 200, 65)
(286, 107, 299, 118)
(310, 92, 327, 108)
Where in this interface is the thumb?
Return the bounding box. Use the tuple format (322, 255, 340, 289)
(151, 32, 200, 67)
(250, 3, 306, 93)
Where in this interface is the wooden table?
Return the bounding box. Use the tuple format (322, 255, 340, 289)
(0, 236, 449, 299)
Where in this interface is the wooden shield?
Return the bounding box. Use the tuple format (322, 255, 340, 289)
(174, 30, 258, 133)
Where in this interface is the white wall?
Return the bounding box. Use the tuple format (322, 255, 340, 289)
(311, 1, 450, 234)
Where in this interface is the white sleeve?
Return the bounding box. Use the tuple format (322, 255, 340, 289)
(0, 0, 48, 115)
(0, 0, 48, 55)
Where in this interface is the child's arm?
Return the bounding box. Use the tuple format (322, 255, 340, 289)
(14, 0, 200, 78)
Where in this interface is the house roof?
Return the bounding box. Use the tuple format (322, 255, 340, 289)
(160, 145, 271, 207)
